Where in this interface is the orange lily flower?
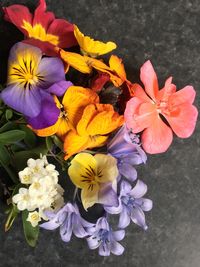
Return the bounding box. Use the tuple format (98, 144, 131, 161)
(33, 86, 99, 139)
(64, 104, 124, 159)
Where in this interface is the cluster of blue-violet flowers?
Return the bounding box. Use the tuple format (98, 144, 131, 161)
(40, 125, 152, 256)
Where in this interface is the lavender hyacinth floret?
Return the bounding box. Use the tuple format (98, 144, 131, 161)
(40, 202, 93, 242)
(87, 217, 125, 256)
(105, 180, 153, 230)
(107, 125, 147, 182)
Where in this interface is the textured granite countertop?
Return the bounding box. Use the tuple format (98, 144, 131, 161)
(0, 0, 200, 266)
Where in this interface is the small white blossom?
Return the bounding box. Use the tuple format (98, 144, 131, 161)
(13, 156, 64, 223)
(27, 211, 41, 227)
(18, 167, 32, 184)
(12, 188, 31, 211)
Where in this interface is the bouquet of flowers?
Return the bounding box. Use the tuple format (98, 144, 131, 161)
(0, 0, 198, 256)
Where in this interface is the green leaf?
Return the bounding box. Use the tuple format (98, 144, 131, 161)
(46, 136, 53, 151)
(5, 109, 13, 120)
(5, 204, 19, 232)
(0, 144, 10, 165)
(11, 144, 48, 172)
(0, 130, 26, 144)
(0, 121, 17, 133)
(22, 210, 39, 247)
(52, 135, 63, 150)
(19, 125, 36, 148)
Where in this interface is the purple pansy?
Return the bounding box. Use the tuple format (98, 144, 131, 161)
(40, 202, 93, 242)
(87, 217, 125, 256)
(107, 125, 147, 181)
(0, 42, 72, 128)
(105, 180, 153, 230)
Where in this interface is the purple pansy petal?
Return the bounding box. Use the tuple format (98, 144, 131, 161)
(87, 235, 100, 250)
(112, 230, 125, 241)
(1, 84, 42, 117)
(27, 90, 60, 129)
(135, 198, 153, 211)
(8, 42, 42, 66)
(98, 184, 118, 207)
(119, 163, 137, 181)
(130, 180, 147, 198)
(99, 243, 111, 257)
(37, 57, 66, 88)
(118, 208, 131, 229)
(46, 81, 73, 96)
(110, 241, 125, 256)
(131, 207, 148, 230)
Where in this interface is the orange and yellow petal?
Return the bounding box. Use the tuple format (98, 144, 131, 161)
(74, 25, 117, 57)
(59, 50, 92, 74)
(62, 86, 99, 128)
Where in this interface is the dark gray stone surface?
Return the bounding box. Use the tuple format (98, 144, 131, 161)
(0, 0, 200, 266)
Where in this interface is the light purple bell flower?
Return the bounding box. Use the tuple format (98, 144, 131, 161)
(107, 125, 147, 182)
(87, 217, 125, 256)
(104, 180, 153, 230)
(0, 42, 72, 129)
(40, 202, 94, 242)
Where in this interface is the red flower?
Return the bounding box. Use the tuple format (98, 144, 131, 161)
(3, 0, 77, 55)
(125, 60, 198, 154)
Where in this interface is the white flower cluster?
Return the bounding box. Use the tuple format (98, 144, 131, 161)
(12, 156, 64, 227)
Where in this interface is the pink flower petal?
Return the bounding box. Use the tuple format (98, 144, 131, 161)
(132, 83, 151, 102)
(141, 115, 173, 154)
(125, 97, 156, 133)
(164, 103, 198, 138)
(140, 60, 159, 101)
(169, 86, 196, 106)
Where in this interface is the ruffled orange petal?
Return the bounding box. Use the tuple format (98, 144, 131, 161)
(109, 55, 127, 81)
(62, 86, 99, 128)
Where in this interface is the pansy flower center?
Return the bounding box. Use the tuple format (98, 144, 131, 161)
(81, 166, 103, 186)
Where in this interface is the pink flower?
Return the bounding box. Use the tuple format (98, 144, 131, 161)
(124, 60, 198, 154)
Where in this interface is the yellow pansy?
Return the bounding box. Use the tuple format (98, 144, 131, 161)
(74, 25, 117, 57)
(68, 153, 118, 210)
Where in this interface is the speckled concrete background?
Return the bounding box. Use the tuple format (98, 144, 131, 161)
(0, 0, 200, 266)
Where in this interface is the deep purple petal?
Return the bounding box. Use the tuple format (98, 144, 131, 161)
(46, 81, 73, 96)
(118, 208, 130, 229)
(37, 57, 66, 88)
(99, 243, 110, 256)
(110, 241, 124, 255)
(27, 90, 60, 129)
(98, 184, 118, 207)
(135, 198, 153, 211)
(112, 230, 125, 241)
(87, 235, 100, 250)
(1, 84, 41, 117)
(131, 207, 148, 230)
(119, 163, 137, 181)
(130, 180, 147, 199)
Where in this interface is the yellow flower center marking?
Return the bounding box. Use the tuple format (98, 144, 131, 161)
(22, 21, 59, 46)
(81, 165, 103, 190)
